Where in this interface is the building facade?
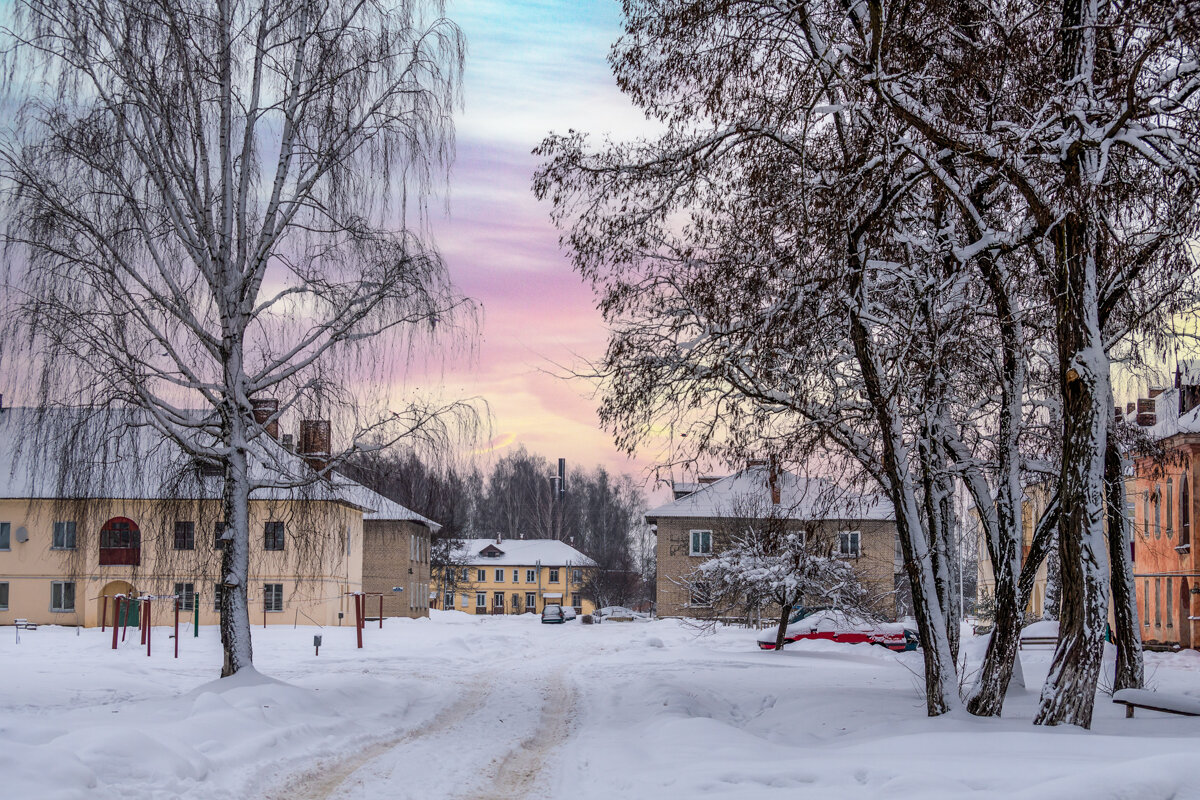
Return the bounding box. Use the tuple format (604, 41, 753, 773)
(0, 407, 437, 628)
(647, 464, 902, 620)
(435, 538, 596, 616)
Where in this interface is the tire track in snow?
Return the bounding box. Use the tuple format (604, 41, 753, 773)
(268, 674, 494, 800)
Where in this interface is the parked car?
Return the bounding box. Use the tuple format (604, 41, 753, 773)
(594, 606, 648, 622)
(757, 608, 918, 652)
(541, 604, 566, 624)
(562, 606, 577, 621)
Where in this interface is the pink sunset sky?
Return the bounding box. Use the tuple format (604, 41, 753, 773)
(429, 1, 665, 484)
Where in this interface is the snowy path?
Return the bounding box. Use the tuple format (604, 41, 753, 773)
(5, 614, 1200, 800)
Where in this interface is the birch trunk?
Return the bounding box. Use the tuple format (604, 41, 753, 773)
(219, 411, 253, 676)
(1105, 437, 1144, 691)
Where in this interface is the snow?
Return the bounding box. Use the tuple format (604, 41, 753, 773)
(3, 615, 1199, 799)
(455, 538, 597, 567)
(645, 464, 895, 522)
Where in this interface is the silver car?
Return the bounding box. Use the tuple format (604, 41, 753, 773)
(541, 604, 565, 624)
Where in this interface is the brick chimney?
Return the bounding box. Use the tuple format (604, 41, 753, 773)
(298, 419, 331, 472)
(1136, 398, 1157, 427)
(251, 398, 279, 439)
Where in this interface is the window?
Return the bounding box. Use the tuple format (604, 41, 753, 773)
(264, 521, 285, 551)
(549, 568, 560, 583)
(525, 592, 536, 610)
(495, 568, 504, 582)
(526, 569, 536, 583)
(213, 583, 224, 611)
(1144, 492, 1151, 537)
(264, 583, 284, 612)
(0, 522, 8, 550)
(1154, 486, 1162, 539)
(1182, 475, 1191, 547)
(1167, 480, 1174, 538)
(571, 592, 580, 611)
(52, 521, 76, 550)
(461, 568, 470, 581)
(444, 590, 454, 609)
(477, 569, 486, 582)
(1166, 578, 1174, 628)
(0, 582, 8, 610)
(510, 569, 517, 583)
(689, 580, 712, 607)
(214, 521, 228, 550)
(839, 531, 861, 558)
(197, 460, 223, 478)
(689, 530, 712, 556)
(174, 582, 195, 611)
(99, 518, 140, 565)
(493, 591, 505, 609)
(1154, 578, 1161, 627)
(572, 569, 581, 583)
(174, 521, 195, 550)
(476, 592, 486, 608)
(1144, 579, 1150, 625)
(51, 581, 75, 612)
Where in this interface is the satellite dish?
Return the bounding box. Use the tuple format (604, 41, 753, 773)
(14, 527, 28, 543)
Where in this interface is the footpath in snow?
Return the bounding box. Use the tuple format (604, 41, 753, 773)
(2, 611, 1199, 800)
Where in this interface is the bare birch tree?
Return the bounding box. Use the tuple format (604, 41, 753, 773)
(0, 0, 473, 676)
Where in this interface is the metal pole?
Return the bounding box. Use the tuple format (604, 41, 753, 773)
(194, 594, 199, 637)
(378, 594, 382, 629)
(140, 598, 147, 645)
(146, 598, 152, 658)
(101, 595, 108, 632)
(112, 597, 121, 650)
(356, 594, 363, 649)
(174, 599, 180, 659)
(121, 597, 129, 642)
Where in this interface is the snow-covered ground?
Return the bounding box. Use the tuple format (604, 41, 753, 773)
(2, 613, 1199, 800)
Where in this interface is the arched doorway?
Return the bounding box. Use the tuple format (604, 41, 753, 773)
(98, 580, 138, 628)
(1181, 579, 1192, 650)
(99, 517, 141, 566)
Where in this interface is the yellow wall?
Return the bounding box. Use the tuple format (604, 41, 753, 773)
(434, 563, 595, 616)
(0, 497, 362, 627)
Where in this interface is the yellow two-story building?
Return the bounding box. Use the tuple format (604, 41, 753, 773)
(437, 538, 596, 616)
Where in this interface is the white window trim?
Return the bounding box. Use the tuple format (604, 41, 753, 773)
(688, 529, 713, 556)
(264, 583, 284, 613)
(839, 530, 862, 558)
(51, 580, 75, 612)
(495, 568, 504, 582)
(52, 521, 77, 550)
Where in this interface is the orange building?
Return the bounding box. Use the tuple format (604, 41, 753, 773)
(1124, 365, 1200, 650)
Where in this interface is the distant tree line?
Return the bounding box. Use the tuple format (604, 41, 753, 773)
(344, 446, 652, 609)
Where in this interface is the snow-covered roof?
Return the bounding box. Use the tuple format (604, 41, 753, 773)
(1123, 386, 1200, 440)
(645, 465, 894, 523)
(0, 406, 437, 528)
(456, 538, 596, 567)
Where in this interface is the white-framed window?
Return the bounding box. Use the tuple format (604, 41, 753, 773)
(839, 531, 861, 558)
(689, 580, 712, 608)
(475, 591, 486, 608)
(526, 569, 536, 583)
(174, 582, 195, 611)
(0, 581, 8, 610)
(1154, 578, 1161, 627)
(51, 581, 75, 612)
(525, 592, 536, 610)
(689, 530, 712, 556)
(495, 568, 504, 582)
(264, 583, 284, 613)
(572, 569, 581, 583)
(0, 522, 9, 550)
(512, 569, 519, 583)
(461, 568, 470, 581)
(571, 592, 581, 611)
(52, 521, 77, 550)
(444, 590, 454, 608)
(549, 568, 559, 583)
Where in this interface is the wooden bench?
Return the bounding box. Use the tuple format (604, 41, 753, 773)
(12, 619, 37, 630)
(1018, 636, 1056, 649)
(1113, 688, 1200, 719)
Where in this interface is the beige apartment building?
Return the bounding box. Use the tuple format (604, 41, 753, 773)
(647, 463, 902, 620)
(0, 407, 438, 628)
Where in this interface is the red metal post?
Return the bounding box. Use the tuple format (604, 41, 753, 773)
(378, 594, 383, 629)
(146, 598, 152, 657)
(101, 595, 108, 632)
(140, 598, 147, 645)
(355, 594, 363, 649)
(121, 597, 129, 642)
(111, 597, 121, 650)
(174, 599, 180, 659)
(263, 599, 267, 629)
